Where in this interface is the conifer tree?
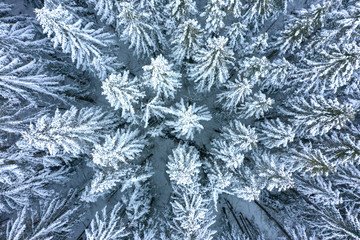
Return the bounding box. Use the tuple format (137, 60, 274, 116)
(5, 192, 78, 240)
(258, 118, 295, 148)
(87, 0, 121, 25)
(85, 203, 129, 240)
(201, 0, 226, 35)
(122, 183, 153, 228)
(253, 151, 294, 192)
(81, 127, 151, 202)
(290, 143, 337, 177)
(167, 143, 201, 189)
(305, 202, 360, 239)
(220, 120, 258, 152)
(21, 107, 117, 156)
(117, 1, 163, 58)
(35, 5, 116, 79)
(226, 167, 264, 201)
(166, 99, 212, 140)
(171, 19, 204, 64)
(276, 1, 332, 54)
(284, 95, 355, 136)
(217, 77, 253, 111)
(102, 71, 145, 117)
(240, 92, 274, 119)
(91, 128, 147, 170)
(322, 127, 360, 166)
(190, 37, 235, 92)
(81, 164, 152, 202)
(224, 0, 243, 18)
(226, 22, 247, 50)
(337, 1, 360, 41)
(0, 54, 71, 105)
(299, 43, 360, 93)
(211, 140, 244, 169)
(166, 0, 198, 23)
(261, 58, 294, 91)
(297, 176, 343, 206)
(141, 96, 168, 128)
(170, 189, 216, 240)
(142, 55, 182, 99)
(239, 57, 270, 85)
(242, 0, 283, 31)
(0, 165, 68, 212)
(166, 143, 216, 239)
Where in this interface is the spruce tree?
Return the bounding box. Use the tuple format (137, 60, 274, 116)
(190, 36, 235, 92)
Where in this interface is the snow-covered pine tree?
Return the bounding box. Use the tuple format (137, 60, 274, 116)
(102, 71, 145, 117)
(166, 143, 201, 189)
(86, 0, 121, 25)
(281, 150, 360, 239)
(290, 143, 337, 177)
(0, 104, 47, 146)
(81, 163, 152, 202)
(141, 96, 168, 128)
(239, 92, 274, 119)
(85, 203, 129, 240)
(261, 58, 294, 91)
(0, 164, 68, 212)
(296, 176, 343, 206)
(21, 106, 117, 156)
(4, 191, 78, 240)
(169, 188, 216, 240)
(166, 0, 198, 23)
(258, 118, 295, 148)
(322, 126, 360, 166)
(211, 139, 244, 169)
(238, 57, 270, 86)
(208, 164, 263, 202)
(206, 162, 233, 205)
(224, 0, 243, 18)
(0, 53, 71, 105)
(217, 77, 253, 112)
(165, 140, 216, 239)
(220, 120, 258, 152)
(253, 151, 294, 192)
(91, 128, 147, 170)
(312, 204, 360, 240)
(201, 0, 226, 35)
(298, 43, 360, 93)
(3, 144, 73, 167)
(0, 10, 51, 60)
(283, 95, 355, 136)
(171, 19, 204, 64)
(122, 183, 152, 228)
(165, 99, 211, 140)
(142, 55, 182, 99)
(35, 5, 116, 79)
(226, 22, 247, 50)
(190, 36, 235, 92)
(117, 1, 163, 58)
(276, 1, 332, 54)
(82, 127, 151, 202)
(335, 165, 360, 200)
(242, 0, 285, 31)
(336, 1, 360, 42)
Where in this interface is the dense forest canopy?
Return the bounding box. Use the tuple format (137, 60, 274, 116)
(1, 0, 360, 239)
